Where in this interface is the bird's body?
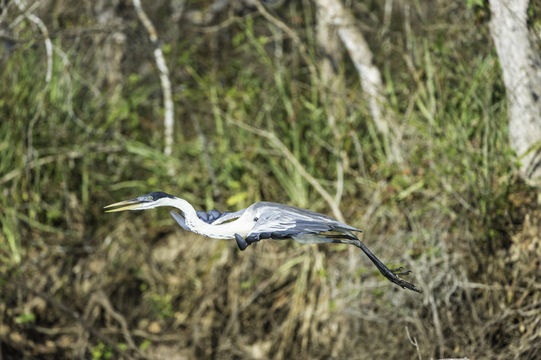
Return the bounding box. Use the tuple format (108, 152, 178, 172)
(105, 192, 421, 293)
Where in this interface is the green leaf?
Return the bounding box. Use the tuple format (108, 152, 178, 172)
(15, 312, 35, 324)
(226, 192, 248, 207)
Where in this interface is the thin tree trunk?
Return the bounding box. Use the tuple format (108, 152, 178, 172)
(489, 0, 541, 184)
(94, 0, 126, 89)
(133, 0, 175, 157)
(314, 0, 403, 163)
(316, 1, 346, 200)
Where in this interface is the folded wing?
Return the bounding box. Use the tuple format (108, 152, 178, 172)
(211, 209, 246, 225)
(245, 202, 361, 243)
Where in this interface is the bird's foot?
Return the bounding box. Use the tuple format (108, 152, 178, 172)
(385, 266, 421, 293)
(235, 233, 248, 251)
(390, 266, 412, 276)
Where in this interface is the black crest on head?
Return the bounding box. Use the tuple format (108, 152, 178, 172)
(140, 192, 175, 201)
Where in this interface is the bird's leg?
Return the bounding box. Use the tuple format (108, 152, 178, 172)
(235, 233, 248, 251)
(344, 239, 422, 293)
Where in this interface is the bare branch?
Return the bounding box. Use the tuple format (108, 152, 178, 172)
(405, 326, 422, 360)
(133, 0, 175, 156)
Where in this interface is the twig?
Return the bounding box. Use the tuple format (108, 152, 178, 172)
(335, 159, 344, 205)
(13, 0, 52, 84)
(463, 281, 541, 291)
(315, 1, 347, 211)
(405, 326, 422, 360)
(198, 15, 241, 33)
(132, 0, 175, 156)
(192, 115, 220, 197)
(350, 130, 368, 178)
(415, 266, 445, 356)
(230, 120, 345, 222)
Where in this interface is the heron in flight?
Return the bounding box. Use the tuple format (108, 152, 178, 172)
(105, 192, 421, 293)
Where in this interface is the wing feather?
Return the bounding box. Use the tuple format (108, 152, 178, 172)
(170, 211, 191, 231)
(211, 209, 247, 225)
(245, 202, 361, 242)
(195, 209, 246, 224)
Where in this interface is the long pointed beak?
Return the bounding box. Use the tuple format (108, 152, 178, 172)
(104, 199, 141, 212)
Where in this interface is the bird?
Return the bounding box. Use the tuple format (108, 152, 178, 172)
(105, 191, 421, 293)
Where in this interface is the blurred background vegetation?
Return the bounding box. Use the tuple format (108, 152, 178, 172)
(1, 0, 540, 359)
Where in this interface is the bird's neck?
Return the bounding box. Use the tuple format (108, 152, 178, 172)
(165, 197, 250, 239)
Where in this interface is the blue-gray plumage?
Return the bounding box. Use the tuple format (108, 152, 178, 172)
(105, 192, 421, 293)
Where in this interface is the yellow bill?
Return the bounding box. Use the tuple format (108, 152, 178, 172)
(104, 199, 140, 212)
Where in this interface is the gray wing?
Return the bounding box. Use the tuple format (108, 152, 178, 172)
(211, 209, 246, 225)
(170, 208, 246, 231)
(245, 202, 361, 243)
(195, 209, 247, 225)
(196, 210, 223, 223)
(170, 209, 246, 233)
(170, 211, 190, 231)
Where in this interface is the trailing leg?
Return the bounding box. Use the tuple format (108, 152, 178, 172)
(346, 238, 422, 293)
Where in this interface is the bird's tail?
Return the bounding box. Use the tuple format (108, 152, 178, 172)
(292, 226, 359, 244)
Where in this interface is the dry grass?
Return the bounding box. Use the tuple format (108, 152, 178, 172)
(3, 189, 540, 359)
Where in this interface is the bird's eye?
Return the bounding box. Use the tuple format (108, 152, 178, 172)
(253, 217, 259, 222)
